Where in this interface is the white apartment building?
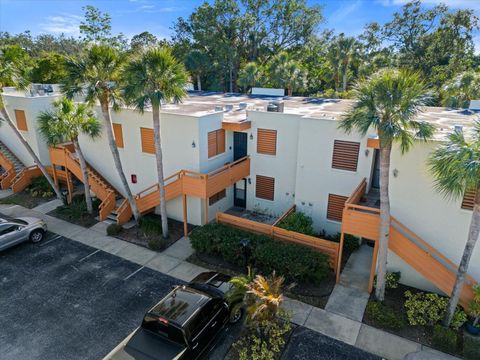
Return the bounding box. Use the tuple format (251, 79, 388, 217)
(1, 85, 478, 296)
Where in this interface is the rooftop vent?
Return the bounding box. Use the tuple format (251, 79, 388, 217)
(225, 104, 234, 112)
(214, 105, 223, 112)
(267, 100, 284, 113)
(239, 102, 247, 110)
(454, 124, 464, 133)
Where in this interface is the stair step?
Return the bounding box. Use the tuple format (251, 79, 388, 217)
(106, 214, 117, 221)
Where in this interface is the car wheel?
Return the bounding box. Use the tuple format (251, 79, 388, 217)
(229, 303, 243, 324)
(30, 229, 45, 243)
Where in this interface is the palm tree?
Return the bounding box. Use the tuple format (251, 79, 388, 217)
(38, 98, 101, 214)
(238, 62, 264, 93)
(185, 49, 208, 91)
(339, 69, 434, 301)
(442, 71, 480, 109)
(0, 45, 65, 203)
(123, 47, 188, 238)
(328, 34, 360, 92)
(428, 121, 480, 327)
(268, 52, 306, 96)
(62, 44, 141, 222)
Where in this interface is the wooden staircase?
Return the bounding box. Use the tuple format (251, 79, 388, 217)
(0, 141, 26, 189)
(49, 144, 121, 222)
(341, 178, 478, 309)
(116, 156, 251, 225)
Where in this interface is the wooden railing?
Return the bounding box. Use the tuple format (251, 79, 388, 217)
(341, 178, 478, 307)
(99, 191, 116, 222)
(0, 149, 17, 189)
(11, 165, 42, 193)
(216, 206, 340, 271)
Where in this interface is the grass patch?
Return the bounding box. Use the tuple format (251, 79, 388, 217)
(49, 194, 100, 227)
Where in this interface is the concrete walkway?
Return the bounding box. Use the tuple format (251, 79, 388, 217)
(325, 245, 372, 321)
(0, 201, 461, 360)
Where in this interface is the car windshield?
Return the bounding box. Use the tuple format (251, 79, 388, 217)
(11, 219, 28, 225)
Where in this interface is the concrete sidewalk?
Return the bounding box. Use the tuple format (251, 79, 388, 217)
(0, 201, 461, 360)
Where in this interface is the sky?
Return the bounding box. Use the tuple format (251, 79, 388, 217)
(0, 0, 479, 49)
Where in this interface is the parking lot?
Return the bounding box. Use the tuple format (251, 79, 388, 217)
(0, 232, 180, 360)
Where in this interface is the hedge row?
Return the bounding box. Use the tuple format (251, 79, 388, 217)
(189, 223, 330, 284)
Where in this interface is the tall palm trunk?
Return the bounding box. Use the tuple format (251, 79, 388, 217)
(342, 72, 348, 92)
(443, 185, 480, 326)
(0, 107, 65, 204)
(99, 99, 140, 222)
(196, 74, 202, 92)
(152, 105, 169, 239)
(72, 138, 93, 214)
(375, 142, 392, 301)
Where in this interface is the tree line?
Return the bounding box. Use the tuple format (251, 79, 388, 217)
(1, 1, 479, 106)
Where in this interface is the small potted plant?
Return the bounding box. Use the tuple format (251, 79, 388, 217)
(466, 285, 480, 336)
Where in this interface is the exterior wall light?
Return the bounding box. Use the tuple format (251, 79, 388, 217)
(248, 178, 252, 184)
(365, 149, 370, 156)
(249, 134, 253, 140)
(393, 169, 399, 177)
(191, 141, 196, 148)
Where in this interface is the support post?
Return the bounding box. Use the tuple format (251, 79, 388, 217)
(52, 165, 58, 187)
(66, 168, 73, 204)
(336, 232, 345, 283)
(183, 194, 188, 237)
(204, 198, 209, 225)
(368, 240, 379, 293)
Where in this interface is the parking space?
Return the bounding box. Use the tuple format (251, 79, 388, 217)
(0, 232, 181, 360)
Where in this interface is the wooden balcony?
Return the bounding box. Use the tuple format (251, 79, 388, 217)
(367, 137, 380, 149)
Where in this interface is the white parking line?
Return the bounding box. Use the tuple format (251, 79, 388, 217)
(39, 234, 62, 247)
(123, 266, 144, 281)
(78, 249, 101, 262)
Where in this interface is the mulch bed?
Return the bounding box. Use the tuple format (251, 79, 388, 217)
(114, 213, 195, 252)
(48, 207, 98, 228)
(0, 191, 55, 209)
(363, 283, 464, 356)
(187, 252, 335, 309)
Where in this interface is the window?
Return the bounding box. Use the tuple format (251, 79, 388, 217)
(256, 175, 275, 201)
(461, 190, 476, 211)
(327, 194, 348, 222)
(257, 129, 277, 155)
(209, 189, 226, 205)
(141, 127, 155, 154)
(208, 129, 225, 158)
(331, 140, 360, 172)
(112, 123, 124, 148)
(14, 110, 28, 131)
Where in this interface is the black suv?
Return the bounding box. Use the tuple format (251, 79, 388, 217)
(111, 272, 243, 360)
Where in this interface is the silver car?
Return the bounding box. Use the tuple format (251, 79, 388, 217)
(0, 217, 48, 251)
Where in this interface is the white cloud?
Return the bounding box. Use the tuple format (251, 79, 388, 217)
(379, 0, 480, 11)
(330, 0, 363, 23)
(40, 14, 82, 34)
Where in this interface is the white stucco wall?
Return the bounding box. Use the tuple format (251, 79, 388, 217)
(1, 94, 60, 166)
(294, 117, 374, 234)
(245, 111, 300, 218)
(386, 141, 479, 292)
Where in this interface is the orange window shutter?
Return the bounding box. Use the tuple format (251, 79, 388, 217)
(14, 110, 28, 131)
(217, 129, 225, 154)
(257, 129, 277, 155)
(461, 190, 476, 210)
(140, 127, 155, 154)
(332, 140, 360, 172)
(208, 131, 217, 158)
(256, 175, 275, 201)
(327, 194, 348, 222)
(112, 123, 124, 148)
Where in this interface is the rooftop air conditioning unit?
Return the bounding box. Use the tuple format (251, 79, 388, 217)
(225, 104, 234, 112)
(239, 102, 247, 110)
(267, 103, 278, 112)
(267, 101, 284, 113)
(214, 105, 223, 112)
(454, 124, 463, 133)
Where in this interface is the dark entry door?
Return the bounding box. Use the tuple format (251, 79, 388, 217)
(372, 149, 380, 189)
(234, 179, 247, 208)
(233, 132, 247, 161)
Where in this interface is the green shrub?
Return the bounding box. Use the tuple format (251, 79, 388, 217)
(326, 232, 360, 252)
(148, 238, 167, 251)
(432, 324, 457, 354)
(404, 290, 467, 329)
(374, 271, 401, 290)
(107, 223, 122, 236)
(28, 176, 54, 198)
(140, 217, 163, 238)
(189, 223, 330, 284)
(254, 238, 329, 284)
(366, 301, 405, 330)
(277, 212, 314, 236)
(464, 333, 480, 360)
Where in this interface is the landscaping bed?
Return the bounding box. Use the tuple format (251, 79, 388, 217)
(107, 213, 195, 252)
(363, 281, 473, 358)
(187, 222, 335, 308)
(0, 177, 55, 208)
(48, 194, 100, 227)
